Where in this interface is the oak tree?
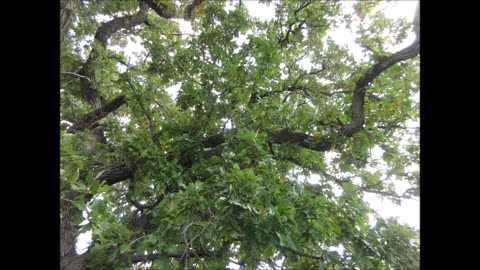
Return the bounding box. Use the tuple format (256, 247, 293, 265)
(60, 0, 420, 269)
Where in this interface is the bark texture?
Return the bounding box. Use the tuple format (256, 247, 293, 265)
(339, 39, 419, 137)
(141, 0, 176, 18)
(78, 2, 149, 110)
(60, 190, 87, 270)
(68, 95, 127, 134)
(60, 0, 74, 50)
(184, 0, 204, 20)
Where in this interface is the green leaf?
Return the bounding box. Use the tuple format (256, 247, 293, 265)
(71, 181, 87, 192)
(65, 165, 80, 185)
(262, 245, 275, 258)
(71, 197, 87, 211)
(86, 171, 100, 193)
(342, 182, 358, 193)
(276, 231, 297, 250)
(156, 256, 170, 269)
(119, 243, 130, 254)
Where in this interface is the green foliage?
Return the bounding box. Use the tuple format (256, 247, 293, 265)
(61, 0, 419, 269)
(61, 131, 87, 189)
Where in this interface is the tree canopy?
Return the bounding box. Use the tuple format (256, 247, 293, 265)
(60, 0, 420, 269)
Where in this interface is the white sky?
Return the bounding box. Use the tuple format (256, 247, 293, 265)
(76, 0, 420, 257)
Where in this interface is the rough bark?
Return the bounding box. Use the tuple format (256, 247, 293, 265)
(68, 95, 127, 134)
(339, 33, 419, 137)
(78, 2, 149, 109)
(184, 0, 204, 20)
(60, 190, 87, 270)
(60, 0, 74, 51)
(268, 129, 332, 152)
(95, 157, 144, 186)
(201, 133, 226, 148)
(141, 0, 176, 19)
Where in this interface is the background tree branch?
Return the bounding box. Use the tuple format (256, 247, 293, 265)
(340, 37, 419, 137)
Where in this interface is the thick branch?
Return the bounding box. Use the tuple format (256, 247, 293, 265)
(201, 133, 226, 148)
(78, 2, 149, 109)
(184, 0, 204, 20)
(68, 95, 127, 134)
(268, 129, 332, 152)
(340, 39, 419, 137)
(89, 128, 331, 190)
(203, 130, 331, 153)
(93, 3, 149, 48)
(141, 0, 176, 19)
(60, 0, 75, 51)
(61, 188, 88, 270)
(94, 157, 144, 186)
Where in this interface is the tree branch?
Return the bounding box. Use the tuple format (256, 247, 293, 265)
(68, 95, 127, 134)
(60, 0, 75, 51)
(78, 1, 149, 109)
(94, 157, 145, 186)
(340, 38, 419, 137)
(281, 246, 324, 260)
(184, 0, 204, 20)
(127, 179, 165, 211)
(125, 77, 156, 139)
(60, 71, 91, 82)
(360, 185, 418, 200)
(88, 127, 333, 190)
(94, 2, 150, 48)
(201, 133, 226, 148)
(268, 129, 332, 152)
(141, 0, 176, 19)
(130, 243, 227, 264)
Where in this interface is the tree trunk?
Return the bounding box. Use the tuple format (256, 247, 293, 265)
(60, 0, 74, 51)
(60, 1, 87, 268)
(60, 190, 87, 270)
(60, 3, 152, 268)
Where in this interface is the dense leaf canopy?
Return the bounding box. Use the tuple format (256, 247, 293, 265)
(60, 0, 419, 269)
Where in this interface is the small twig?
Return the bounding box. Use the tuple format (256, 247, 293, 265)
(126, 77, 156, 139)
(362, 127, 373, 156)
(281, 245, 324, 260)
(61, 197, 76, 203)
(128, 235, 147, 246)
(321, 170, 350, 186)
(181, 222, 205, 267)
(222, 114, 235, 131)
(60, 71, 91, 82)
(142, 51, 151, 69)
